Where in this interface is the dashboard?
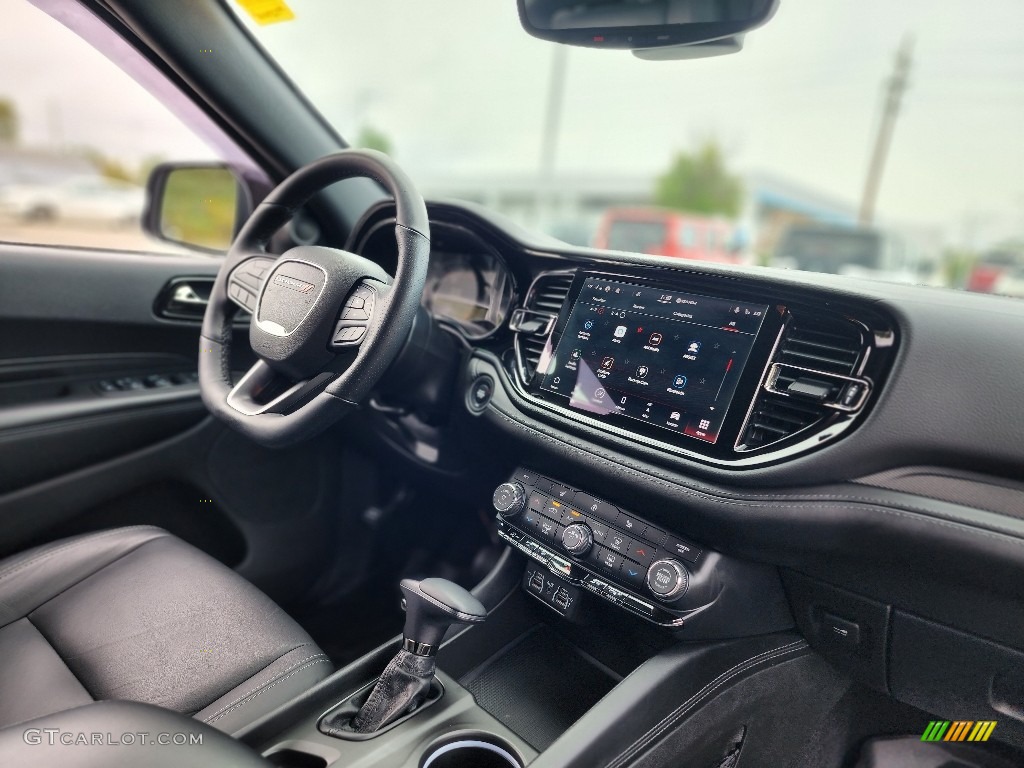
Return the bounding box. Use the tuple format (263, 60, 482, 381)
(348, 198, 1024, 745)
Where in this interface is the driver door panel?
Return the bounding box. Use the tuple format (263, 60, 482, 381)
(0, 244, 337, 605)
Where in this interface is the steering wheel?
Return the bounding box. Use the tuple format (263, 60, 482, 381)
(198, 150, 430, 447)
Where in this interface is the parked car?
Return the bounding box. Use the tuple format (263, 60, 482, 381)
(594, 207, 741, 263)
(772, 222, 938, 285)
(967, 245, 1024, 293)
(992, 265, 1024, 298)
(0, 175, 144, 226)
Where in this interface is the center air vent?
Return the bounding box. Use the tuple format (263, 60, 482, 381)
(513, 271, 574, 382)
(738, 316, 868, 452)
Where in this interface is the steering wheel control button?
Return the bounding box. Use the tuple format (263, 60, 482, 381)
(333, 325, 365, 344)
(561, 523, 594, 556)
(330, 284, 377, 350)
(662, 536, 702, 564)
(492, 482, 526, 515)
(647, 559, 689, 600)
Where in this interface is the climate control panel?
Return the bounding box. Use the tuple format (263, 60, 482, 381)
(494, 468, 711, 626)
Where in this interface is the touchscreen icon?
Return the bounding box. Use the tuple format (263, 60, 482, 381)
(649, 332, 663, 346)
(614, 325, 627, 338)
(672, 374, 687, 388)
(687, 341, 701, 354)
(699, 419, 711, 430)
(570, 348, 581, 360)
(635, 365, 649, 379)
(594, 388, 606, 400)
(601, 357, 615, 370)
(670, 411, 681, 421)
(584, 320, 594, 330)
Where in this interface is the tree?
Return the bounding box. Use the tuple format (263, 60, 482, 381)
(654, 140, 743, 217)
(354, 125, 393, 156)
(80, 148, 136, 184)
(0, 98, 19, 144)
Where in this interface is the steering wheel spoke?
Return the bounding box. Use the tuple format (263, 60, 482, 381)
(226, 360, 337, 416)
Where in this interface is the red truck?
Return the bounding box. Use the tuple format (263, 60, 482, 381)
(594, 208, 740, 263)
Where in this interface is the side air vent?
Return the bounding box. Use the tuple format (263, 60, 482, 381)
(530, 273, 573, 313)
(512, 271, 574, 382)
(739, 316, 868, 452)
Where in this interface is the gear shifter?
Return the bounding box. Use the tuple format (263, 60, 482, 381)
(348, 577, 486, 733)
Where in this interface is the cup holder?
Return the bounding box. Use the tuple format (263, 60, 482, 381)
(420, 733, 523, 768)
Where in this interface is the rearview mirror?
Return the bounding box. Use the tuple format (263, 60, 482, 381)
(518, 0, 778, 51)
(143, 163, 250, 253)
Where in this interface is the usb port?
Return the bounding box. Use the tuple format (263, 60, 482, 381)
(528, 571, 545, 594)
(553, 589, 571, 612)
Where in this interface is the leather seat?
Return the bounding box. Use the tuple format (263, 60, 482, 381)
(0, 526, 332, 734)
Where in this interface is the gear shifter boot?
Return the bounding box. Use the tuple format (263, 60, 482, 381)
(350, 578, 486, 733)
(349, 649, 435, 733)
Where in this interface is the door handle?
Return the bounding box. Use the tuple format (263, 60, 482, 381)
(171, 283, 208, 307)
(156, 276, 215, 320)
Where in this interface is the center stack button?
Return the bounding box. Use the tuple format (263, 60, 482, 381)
(574, 493, 619, 523)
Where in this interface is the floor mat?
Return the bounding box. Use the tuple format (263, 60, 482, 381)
(460, 625, 619, 751)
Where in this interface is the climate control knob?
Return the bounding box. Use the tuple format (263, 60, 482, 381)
(646, 559, 689, 600)
(492, 482, 526, 515)
(561, 523, 593, 556)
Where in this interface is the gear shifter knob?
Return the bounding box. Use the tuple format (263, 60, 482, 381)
(344, 578, 487, 734)
(400, 577, 486, 656)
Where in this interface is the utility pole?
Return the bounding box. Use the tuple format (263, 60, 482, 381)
(859, 35, 913, 226)
(537, 45, 569, 229)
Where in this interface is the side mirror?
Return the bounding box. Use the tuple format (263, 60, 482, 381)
(143, 163, 252, 253)
(518, 0, 778, 53)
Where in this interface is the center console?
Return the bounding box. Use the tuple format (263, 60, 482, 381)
(228, 468, 797, 768)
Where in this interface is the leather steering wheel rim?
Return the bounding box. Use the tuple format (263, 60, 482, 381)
(198, 149, 430, 447)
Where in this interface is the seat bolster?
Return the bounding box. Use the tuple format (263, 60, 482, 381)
(194, 645, 333, 735)
(0, 618, 92, 730)
(0, 526, 169, 626)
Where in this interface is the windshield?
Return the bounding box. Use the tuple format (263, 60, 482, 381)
(231, 0, 1022, 294)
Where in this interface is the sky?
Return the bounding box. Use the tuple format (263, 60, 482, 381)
(2, 0, 1022, 248)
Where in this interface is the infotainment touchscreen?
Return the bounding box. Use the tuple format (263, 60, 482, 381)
(539, 277, 769, 444)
